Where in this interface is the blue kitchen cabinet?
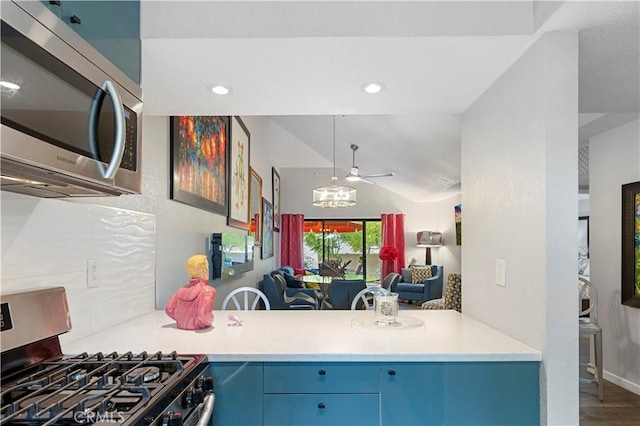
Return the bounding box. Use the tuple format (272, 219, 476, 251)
(263, 362, 381, 393)
(264, 394, 380, 426)
(39, 0, 140, 84)
(210, 361, 539, 426)
(380, 362, 540, 425)
(263, 362, 381, 426)
(209, 362, 264, 426)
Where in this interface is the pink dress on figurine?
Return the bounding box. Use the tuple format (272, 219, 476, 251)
(165, 278, 215, 330)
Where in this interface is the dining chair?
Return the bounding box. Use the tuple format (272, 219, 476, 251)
(272, 274, 318, 309)
(350, 287, 386, 310)
(326, 279, 366, 310)
(222, 287, 271, 311)
(380, 272, 401, 291)
(579, 277, 603, 401)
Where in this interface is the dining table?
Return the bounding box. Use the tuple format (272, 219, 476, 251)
(298, 274, 381, 309)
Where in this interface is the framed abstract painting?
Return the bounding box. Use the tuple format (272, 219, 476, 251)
(228, 116, 251, 230)
(262, 197, 274, 259)
(169, 116, 228, 215)
(272, 167, 281, 232)
(621, 181, 640, 308)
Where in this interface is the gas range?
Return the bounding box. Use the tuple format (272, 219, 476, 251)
(0, 288, 214, 426)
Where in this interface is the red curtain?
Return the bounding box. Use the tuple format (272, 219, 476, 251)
(381, 213, 406, 277)
(280, 214, 305, 270)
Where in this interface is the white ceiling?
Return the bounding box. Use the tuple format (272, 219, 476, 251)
(140, 1, 639, 202)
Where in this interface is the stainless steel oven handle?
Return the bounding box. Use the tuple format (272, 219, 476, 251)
(88, 80, 125, 179)
(195, 393, 215, 426)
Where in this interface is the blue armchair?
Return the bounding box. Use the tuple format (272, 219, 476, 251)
(395, 265, 444, 303)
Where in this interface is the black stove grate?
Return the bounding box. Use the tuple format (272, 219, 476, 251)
(0, 351, 207, 425)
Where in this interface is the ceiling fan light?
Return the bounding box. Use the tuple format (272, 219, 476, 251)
(346, 174, 360, 182)
(312, 183, 357, 208)
(312, 117, 356, 208)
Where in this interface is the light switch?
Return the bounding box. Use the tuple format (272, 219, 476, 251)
(496, 258, 506, 287)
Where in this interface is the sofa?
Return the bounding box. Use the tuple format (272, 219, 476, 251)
(395, 265, 444, 303)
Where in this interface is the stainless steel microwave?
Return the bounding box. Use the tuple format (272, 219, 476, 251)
(0, 1, 143, 198)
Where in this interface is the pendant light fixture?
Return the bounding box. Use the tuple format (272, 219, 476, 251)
(312, 116, 357, 208)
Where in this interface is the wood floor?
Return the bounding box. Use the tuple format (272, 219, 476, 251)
(579, 336, 640, 425)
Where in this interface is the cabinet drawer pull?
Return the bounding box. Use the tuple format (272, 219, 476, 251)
(49, 1, 61, 6)
(318, 369, 326, 376)
(388, 369, 396, 376)
(318, 402, 326, 409)
(70, 15, 81, 25)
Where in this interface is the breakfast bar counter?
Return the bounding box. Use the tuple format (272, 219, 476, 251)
(63, 310, 542, 425)
(63, 309, 540, 362)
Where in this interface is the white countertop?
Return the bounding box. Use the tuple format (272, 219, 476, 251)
(63, 310, 541, 362)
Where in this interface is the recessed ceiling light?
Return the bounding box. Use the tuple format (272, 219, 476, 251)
(208, 84, 232, 95)
(361, 82, 385, 94)
(0, 81, 20, 90)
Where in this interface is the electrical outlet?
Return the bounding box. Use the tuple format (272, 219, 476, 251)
(87, 259, 99, 288)
(496, 258, 506, 287)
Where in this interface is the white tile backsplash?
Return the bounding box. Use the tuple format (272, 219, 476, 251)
(0, 193, 155, 345)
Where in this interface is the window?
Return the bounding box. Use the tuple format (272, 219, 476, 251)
(303, 219, 382, 280)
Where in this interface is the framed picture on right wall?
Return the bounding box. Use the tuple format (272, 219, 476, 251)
(621, 181, 640, 307)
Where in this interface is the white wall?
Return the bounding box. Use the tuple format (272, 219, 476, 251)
(461, 32, 579, 425)
(589, 119, 640, 394)
(0, 195, 156, 346)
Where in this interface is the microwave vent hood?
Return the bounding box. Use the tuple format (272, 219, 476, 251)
(0, 1, 142, 199)
(1, 157, 124, 198)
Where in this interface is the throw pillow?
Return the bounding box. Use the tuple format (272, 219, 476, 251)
(401, 268, 413, 283)
(411, 266, 432, 283)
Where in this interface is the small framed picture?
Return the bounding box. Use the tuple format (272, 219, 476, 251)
(272, 167, 281, 232)
(261, 198, 274, 259)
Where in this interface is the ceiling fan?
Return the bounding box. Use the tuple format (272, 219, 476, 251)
(345, 144, 394, 184)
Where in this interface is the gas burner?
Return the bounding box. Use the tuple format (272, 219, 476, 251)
(1, 288, 214, 425)
(69, 370, 88, 382)
(125, 367, 161, 384)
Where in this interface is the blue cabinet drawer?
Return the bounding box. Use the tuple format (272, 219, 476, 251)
(264, 394, 380, 426)
(381, 362, 539, 425)
(264, 362, 380, 394)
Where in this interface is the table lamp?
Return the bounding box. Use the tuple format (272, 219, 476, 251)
(416, 231, 443, 265)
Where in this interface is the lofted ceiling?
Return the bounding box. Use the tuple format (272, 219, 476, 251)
(140, 1, 639, 202)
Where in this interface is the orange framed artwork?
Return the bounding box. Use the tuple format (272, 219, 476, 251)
(169, 116, 228, 215)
